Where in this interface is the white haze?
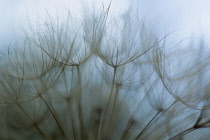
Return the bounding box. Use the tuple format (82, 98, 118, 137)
(1, 0, 210, 49)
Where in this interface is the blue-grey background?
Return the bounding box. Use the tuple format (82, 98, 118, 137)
(1, 0, 210, 49)
(0, 0, 210, 139)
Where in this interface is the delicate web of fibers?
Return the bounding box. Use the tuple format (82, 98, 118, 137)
(1, 3, 210, 140)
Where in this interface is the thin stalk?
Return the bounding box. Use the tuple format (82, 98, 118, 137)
(67, 101, 76, 140)
(134, 111, 160, 140)
(103, 85, 120, 139)
(100, 67, 117, 137)
(169, 112, 210, 140)
(168, 127, 196, 140)
(142, 100, 178, 139)
(16, 103, 48, 139)
(94, 109, 102, 140)
(109, 67, 117, 100)
(67, 68, 77, 140)
(120, 119, 136, 140)
(108, 85, 120, 130)
(39, 95, 65, 136)
(168, 110, 205, 140)
(76, 65, 85, 139)
(95, 82, 105, 140)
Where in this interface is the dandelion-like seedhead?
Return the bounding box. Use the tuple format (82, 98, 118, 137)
(1, 2, 210, 140)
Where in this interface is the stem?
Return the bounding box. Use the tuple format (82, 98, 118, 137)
(142, 100, 178, 139)
(169, 127, 196, 140)
(67, 101, 76, 140)
(100, 66, 117, 138)
(108, 85, 120, 129)
(120, 119, 136, 140)
(39, 95, 65, 136)
(135, 111, 160, 140)
(94, 109, 102, 140)
(76, 65, 85, 139)
(16, 103, 48, 139)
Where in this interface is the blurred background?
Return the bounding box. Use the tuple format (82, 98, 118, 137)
(1, 1, 210, 139)
(1, 0, 210, 49)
